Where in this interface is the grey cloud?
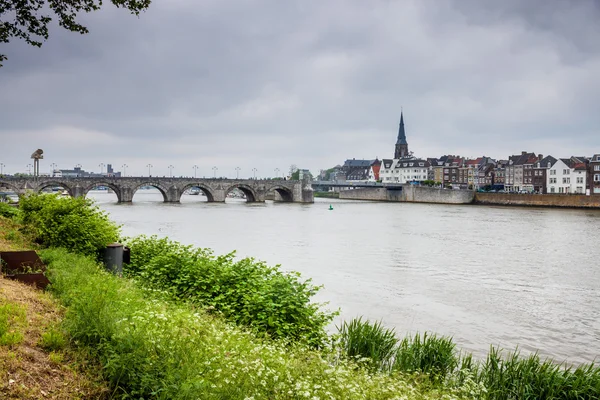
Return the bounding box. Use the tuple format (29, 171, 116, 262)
(1, 0, 599, 176)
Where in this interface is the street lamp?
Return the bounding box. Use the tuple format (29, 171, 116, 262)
(0, 163, 5, 175)
(212, 166, 218, 179)
(193, 165, 198, 179)
(121, 164, 128, 177)
(252, 168, 257, 180)
(147, 164, 153, 177)
(27, 164, 32, 175)
(99, 163, 105, 175)
(168, 165, 174, 177)
(274, 168, 280, 179)
(75, 164, 82, 168)
(235, 167, 241, 179)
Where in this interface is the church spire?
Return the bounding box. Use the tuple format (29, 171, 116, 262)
(394, 111, 409, 159)
(396, 112, 407, 145)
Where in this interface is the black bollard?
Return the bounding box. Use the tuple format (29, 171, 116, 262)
(104, 243, 124, 275)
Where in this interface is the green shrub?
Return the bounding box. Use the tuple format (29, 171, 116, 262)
(124, 236, 336, 347)
(19, 194, 120, 257)
(42, 248, 462, 400)
(394, 332, 458, 379)
(0, 202, 19, 219)
(337, 317, 398, 371)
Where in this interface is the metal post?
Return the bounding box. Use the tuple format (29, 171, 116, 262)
(104, 243, 124, 275)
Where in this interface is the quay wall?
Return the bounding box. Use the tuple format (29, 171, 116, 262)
(475, 193, 600, 208)
(338, 186, 474, 204)
(338, 188, 388, 201)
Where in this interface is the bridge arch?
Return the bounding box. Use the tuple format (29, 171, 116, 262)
(131, 182, 169, 202)
(267, 185, 294, 202)
(82, 182, 123, 203)
(224, 184, 258, 202)
(179, 183, 216, 202)
(36, 181, 75, 197)
(0, 180, 23, 195)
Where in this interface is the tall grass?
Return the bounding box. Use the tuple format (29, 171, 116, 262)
(337, 317, 398, 371)
(474, 346, 600, 399)
(42, 248, 464, 399)
(337, 318, 600, 399)
(394, 332, 458, 378)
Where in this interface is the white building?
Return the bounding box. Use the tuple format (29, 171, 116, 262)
(379, 158, 430, 184)
(547, 158, 587, 194)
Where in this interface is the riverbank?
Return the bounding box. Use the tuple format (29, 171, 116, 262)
(0, 217, 109, 399)
(3, 195, 600, 398)
(313, 191, 339, 198)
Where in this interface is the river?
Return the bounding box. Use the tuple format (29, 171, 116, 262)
(88, 189, 600, 364)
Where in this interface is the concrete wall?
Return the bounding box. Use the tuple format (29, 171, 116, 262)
(338, 186, 474, 204)
(338, 187, 388, 201)
(402, 186, 474, 204)
(475, 193, 600, 208)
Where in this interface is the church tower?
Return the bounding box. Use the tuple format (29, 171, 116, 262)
(394, 112, 409, 159)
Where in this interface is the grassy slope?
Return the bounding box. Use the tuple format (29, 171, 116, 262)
(0, 216, 108, 399)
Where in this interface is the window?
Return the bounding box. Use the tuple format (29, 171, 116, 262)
(550, 170, 556, 175)
(595, 174, 600, 182)
(444, 169, 449, 173)
(550, 187, 555, 193)
(419, 162, 424, 167)
(577, 177, 583, 184)
(563, 177, 570, 184)
(594, 165, 600, 171)
(409, 163, 414, 167)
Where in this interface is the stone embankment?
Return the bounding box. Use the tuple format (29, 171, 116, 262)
(338, 186, 474, 204)
(474, 193, 600, 208)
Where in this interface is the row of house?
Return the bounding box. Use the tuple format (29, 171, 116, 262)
(320, 113, 600, 195)
(328, 153, 600, 195)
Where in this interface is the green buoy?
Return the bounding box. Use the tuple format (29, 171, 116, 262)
(329, 204, 333, 210)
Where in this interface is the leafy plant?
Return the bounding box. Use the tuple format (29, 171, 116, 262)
(19, 193, 120, 257)
(0, 202, 19, 219)
(124, 236, 336, 348)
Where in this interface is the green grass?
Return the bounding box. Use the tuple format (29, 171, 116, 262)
(337, 317, 398, 371)
(39, 326, 67, 352)
(41, 248, 470, 400)
(0, 301, 26, 346)
(394, 332, 459, 378)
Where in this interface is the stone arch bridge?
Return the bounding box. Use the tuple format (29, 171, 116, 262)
(0, 177, 314, 203)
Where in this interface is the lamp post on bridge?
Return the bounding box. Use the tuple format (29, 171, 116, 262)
(235, 167, 241, 179)
(168, 165, 174, 177)
(0, 163, 5, 176)
(50, 163, 57, 176)
(193, 165, 198, 179)
(147, 164, 153, 177)
(27, 164, 32, 175)
(212, 166, 218, 179)
(252, 168, 257, 180)
(274, 168, 280, 179)
(121, 164, 128, 177)
(99, 163, 105, 175)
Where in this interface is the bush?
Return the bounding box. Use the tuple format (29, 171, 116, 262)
(19, 194, 120, 257)
(337, 317, 398, 371)
(0, 202, 19, 219)
(124, 236, 336, 348)
(42, 248, 461, 400)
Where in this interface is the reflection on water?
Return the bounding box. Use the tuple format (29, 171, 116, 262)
(88, 189, 600, 364)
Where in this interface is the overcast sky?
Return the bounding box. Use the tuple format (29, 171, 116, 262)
(1, 0, 599, 177)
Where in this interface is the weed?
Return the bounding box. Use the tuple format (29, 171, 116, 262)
(337, 317, 398, 371)
(40, 326, 67, 352)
